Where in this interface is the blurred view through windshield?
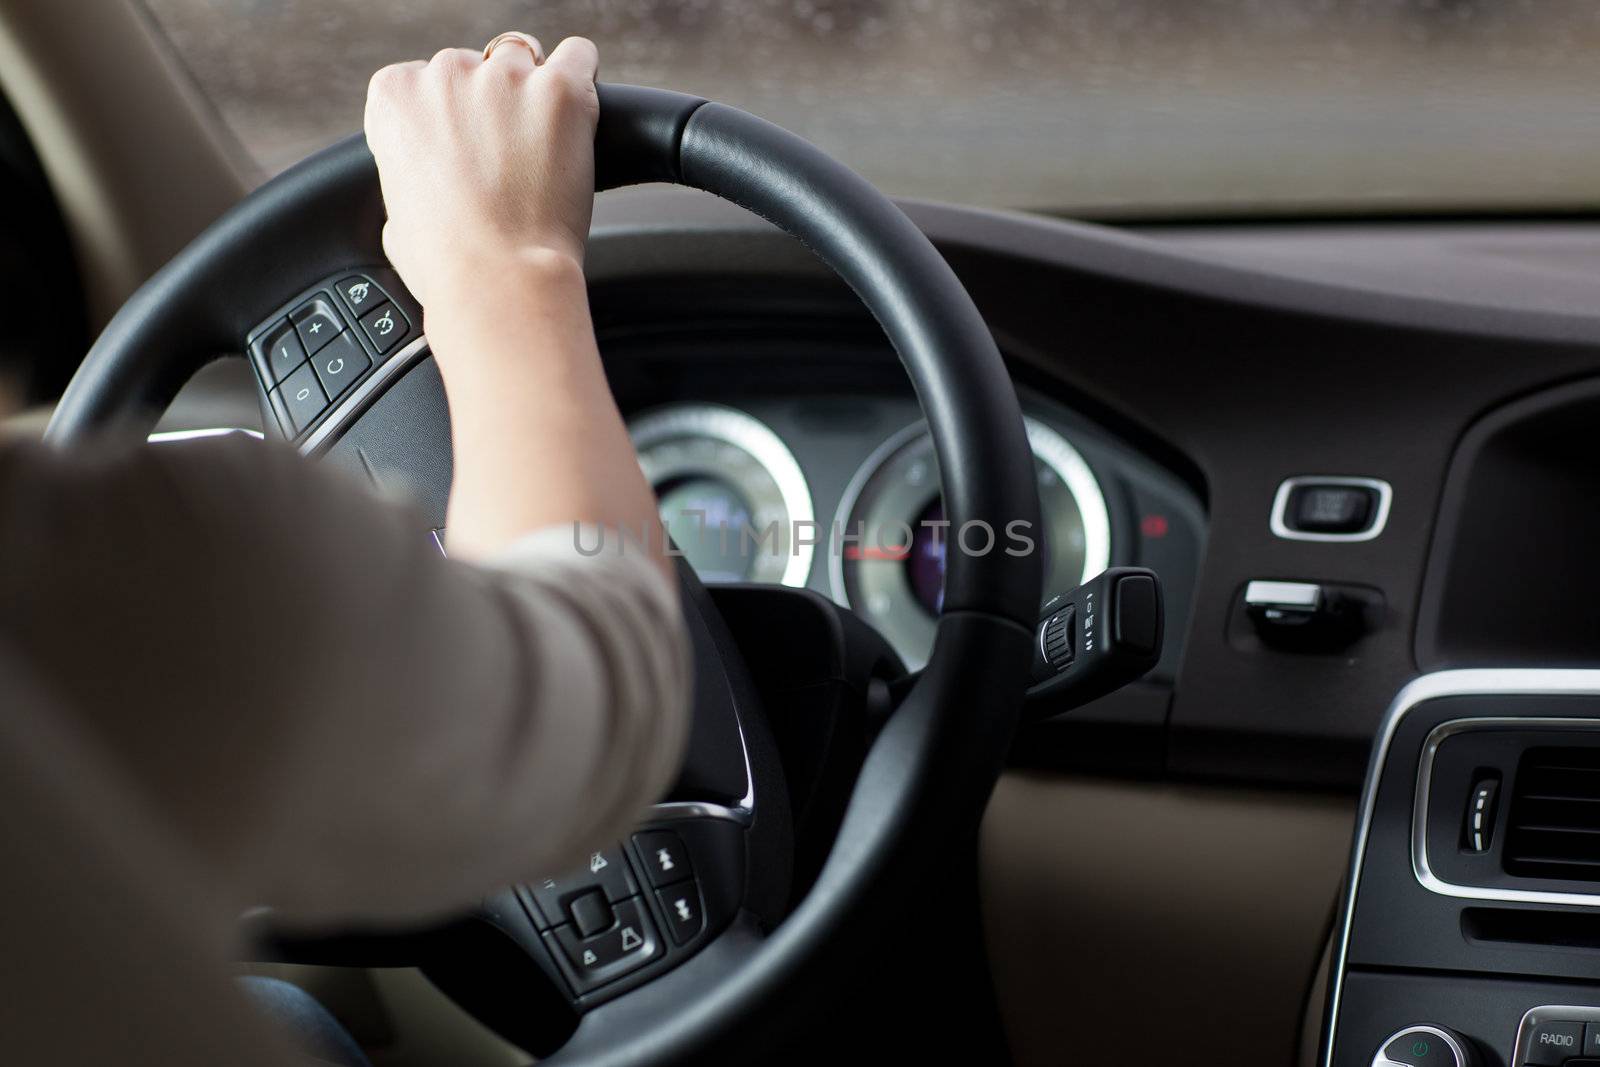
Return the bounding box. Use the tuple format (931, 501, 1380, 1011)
(143, 0, 1600, 216)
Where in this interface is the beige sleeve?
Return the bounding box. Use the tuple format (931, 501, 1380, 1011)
(0, 648, 306, 1067)
(0, 438, 691, 923)
(480, 525, 692, 866)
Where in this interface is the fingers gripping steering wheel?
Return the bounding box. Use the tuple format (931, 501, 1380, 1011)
(46, 87, 1043, 1064)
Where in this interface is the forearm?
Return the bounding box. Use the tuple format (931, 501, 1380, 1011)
(0, 439, 687, 920)
(426, 252, 668, 578)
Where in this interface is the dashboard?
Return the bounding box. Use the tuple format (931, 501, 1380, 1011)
(163, 188, 1600, 793)
(569, 192, 1600, 794)
(137, 156, 1600, 1067)
(149, 185, 1600, 1066)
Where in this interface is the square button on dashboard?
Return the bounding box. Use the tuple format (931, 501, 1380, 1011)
(1525, 1020, 1584, 1066)
(1288, 484, 1375, 533)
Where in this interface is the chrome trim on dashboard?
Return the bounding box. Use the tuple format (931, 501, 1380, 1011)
(1322, 669, 1600, 1067)
(1270, 475, 1392, 543)
(1244, 579, 1323, 609)
(1029, 418, 1113, 583)
(1413, 716, 1600, 908)
(828, 418, 928, 612)
(629, 402, 816, 588)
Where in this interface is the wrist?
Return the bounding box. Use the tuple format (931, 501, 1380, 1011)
(421, 246, 592, 394)
(421, 246, 606, 429)
(421, 246, 587, 339)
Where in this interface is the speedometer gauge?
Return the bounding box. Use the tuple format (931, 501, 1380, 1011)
(629, 404, 815, 587)
(831, 418, 1112, 669)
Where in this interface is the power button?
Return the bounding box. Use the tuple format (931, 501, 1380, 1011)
(1373, 1026, 1475, 1067)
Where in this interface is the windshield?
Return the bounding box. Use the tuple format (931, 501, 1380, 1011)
(142, 0, 1599, 217)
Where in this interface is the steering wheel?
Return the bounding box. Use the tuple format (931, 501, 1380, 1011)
(45, 86, 1043, 1064)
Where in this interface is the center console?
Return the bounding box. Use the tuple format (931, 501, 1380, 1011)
(1323, 671, 1600, 1067)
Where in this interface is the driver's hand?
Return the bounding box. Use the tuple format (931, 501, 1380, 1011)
(364, 35, 599, 309)
(360, 36, 668, 580)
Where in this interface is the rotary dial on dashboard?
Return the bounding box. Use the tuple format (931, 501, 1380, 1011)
(1372, 1025, 1477, 1067)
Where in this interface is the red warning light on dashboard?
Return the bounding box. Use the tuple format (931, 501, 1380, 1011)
(1140, 514, 1170, 538)
(844, 545, 911, 561)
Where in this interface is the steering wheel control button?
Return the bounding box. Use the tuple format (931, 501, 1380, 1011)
(567, 890, 614, 939)
(310, 332, 370, 401)
(654, 885, 704, 946)
(252, 320, 307, 386)
(290, 296, 345, 356)
(546, 897, 660, 992)
(358, 302, 407, 354)
(633, 830, 694, 888)
(270, 362, 329, 437)
(1526, 1021, 1584, 1066)
(334, 275, 385, 313)
(523, 845, 637, 928)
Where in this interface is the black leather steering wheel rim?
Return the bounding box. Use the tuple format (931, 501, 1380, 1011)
(46, 85, 1044, 1063)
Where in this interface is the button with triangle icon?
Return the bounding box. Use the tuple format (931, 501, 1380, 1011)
(524, 844, 637, 929)
(549, 897, 659, 993)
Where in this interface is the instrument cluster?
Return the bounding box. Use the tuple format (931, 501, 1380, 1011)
(629, 397, 1202, 673)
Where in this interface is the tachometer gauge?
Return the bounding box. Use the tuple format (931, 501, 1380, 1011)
(831, 418, 1112, 669)
(629, 404, 815, 587)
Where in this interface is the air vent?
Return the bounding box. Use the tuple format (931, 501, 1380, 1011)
(1503, 746, 1600, 882)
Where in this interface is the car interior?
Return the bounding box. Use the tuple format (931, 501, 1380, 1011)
(7, 2, 1600, 1065)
